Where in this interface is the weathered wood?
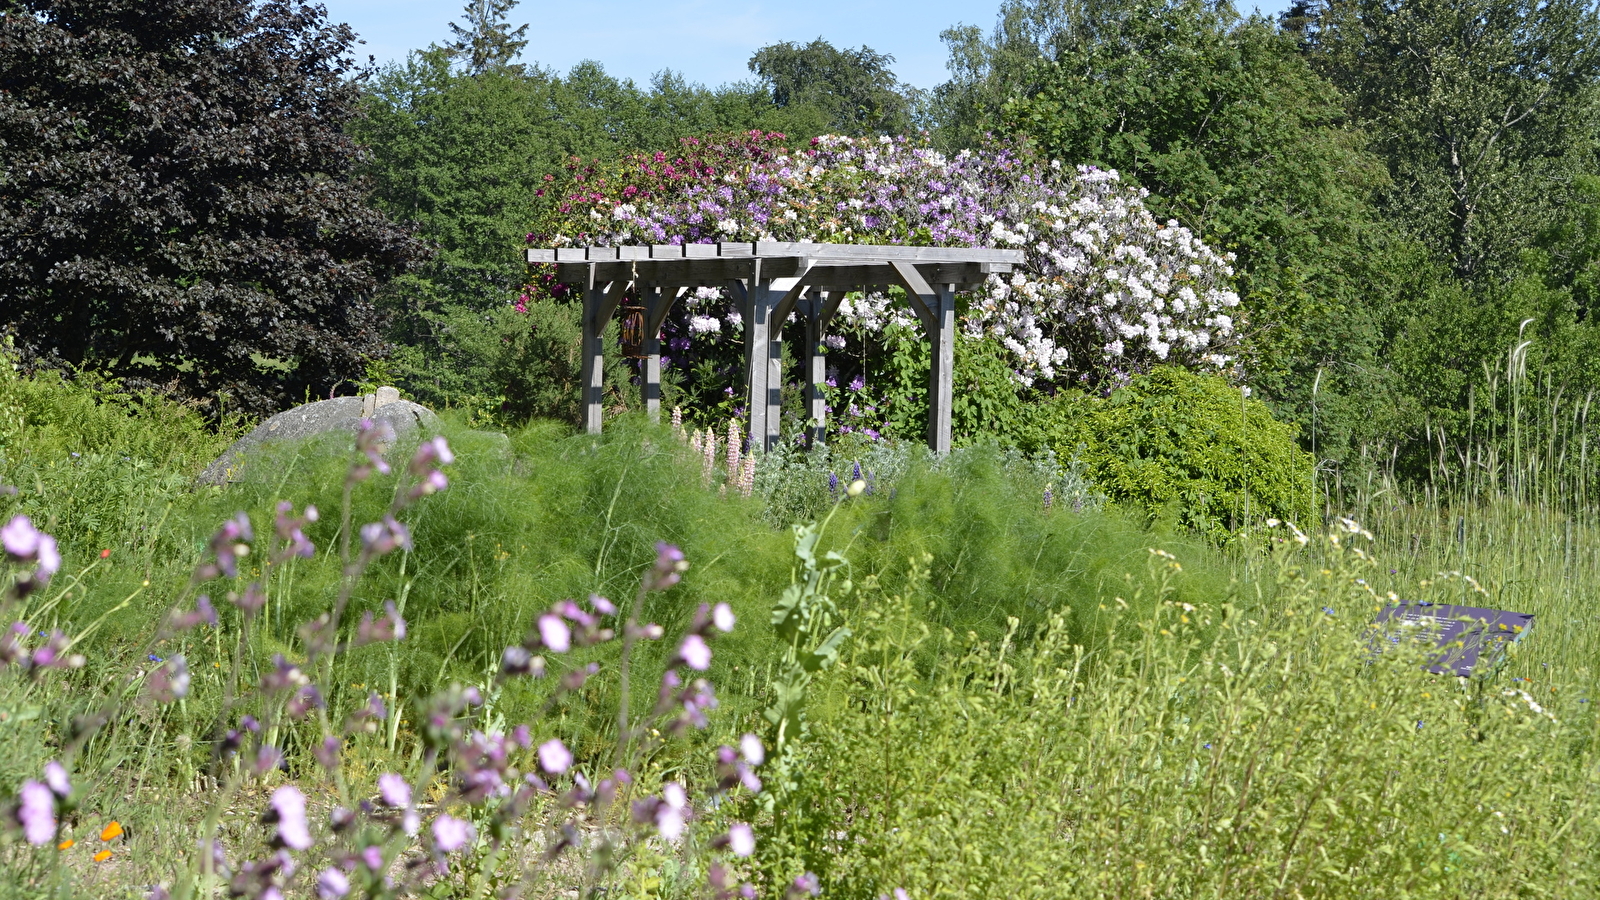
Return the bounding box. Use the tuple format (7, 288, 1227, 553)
(927, 286, 957, 454)
(529, 242, 1024, 267)
(551, 258, 999, 290)
(768, 273, 813, 331)
(803, 290, 828, 447)
(754, 242, 1024, 264)
(580, 265, 604, 434)
(647, 286, 685, 336)
(888, 259, 939, 332)
(642, 286, 663, 422)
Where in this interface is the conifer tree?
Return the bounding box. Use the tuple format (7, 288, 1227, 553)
(444, 0, 529, 74)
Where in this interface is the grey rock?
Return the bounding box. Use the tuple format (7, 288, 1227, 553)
(198, 388, 440, 486)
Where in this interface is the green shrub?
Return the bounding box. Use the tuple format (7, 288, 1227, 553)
(0, 358, 235, 555)
(1026, 367, 1315, 541)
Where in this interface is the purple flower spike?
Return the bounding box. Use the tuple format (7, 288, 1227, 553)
(409, 436, 454, 476)
(43, 762, 70, 799)
(377, 773, 411, 809)
(677, 634, 711, 671)
(2, 515, 61, 581)
(431, 814, 474, 853)
(267, 785, 312, 851)
(233, 583, 267, 619)
(147, 655, 191, 702)
(646, 542, 688, 591)
(358, 516, 412, 557)
(538, 738, 573, 775)
(16, 780, 55, 844)
(2, 514, 42, 559)
(316, 867, 349, 899)
(355, 601, 407, 646)
(537, 614, 571, 653)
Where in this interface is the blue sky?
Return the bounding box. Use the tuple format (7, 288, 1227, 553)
(321, 0, 1297, 91)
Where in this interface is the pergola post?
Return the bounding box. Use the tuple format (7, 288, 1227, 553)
(641, 286, 680, 423)
(580, 270, 625, 435)
(803, 289, 844, 447)
(927, 285, 957, 454)
(642, 286, 662, 423)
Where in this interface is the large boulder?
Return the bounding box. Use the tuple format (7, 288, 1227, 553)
(198, 387, 440, 486)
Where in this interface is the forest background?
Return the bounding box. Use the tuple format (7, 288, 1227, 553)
(341, 0, 1600, 499)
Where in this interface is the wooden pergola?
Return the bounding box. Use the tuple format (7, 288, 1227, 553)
(525, 241, 1026, 454)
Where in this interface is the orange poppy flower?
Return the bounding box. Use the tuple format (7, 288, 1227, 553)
(57, 839, 75, 850)
(100, 821, 123, 842)
(93, 850, 112, 862)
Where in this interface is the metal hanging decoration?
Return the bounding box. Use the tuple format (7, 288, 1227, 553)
(618, 287, 648, 359)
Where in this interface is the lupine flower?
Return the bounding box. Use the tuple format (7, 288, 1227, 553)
(16, 779, 55, 844)
(316, 867, 349, 899)
(431, 814, 474, 853)
(265, 786, 312, 850)
(538, 738, 573, 774)
(377, 773, 411, 808)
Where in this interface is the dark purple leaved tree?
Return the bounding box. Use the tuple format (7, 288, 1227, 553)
(0, 0, 429, 415)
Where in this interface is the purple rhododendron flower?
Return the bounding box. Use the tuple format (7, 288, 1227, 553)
(431, 814, 474, 853)
(16, 780, 54, 844)
(377, 773, 411, 808)
(538, 738, 572, 775)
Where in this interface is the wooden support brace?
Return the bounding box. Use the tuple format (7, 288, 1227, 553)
(804, 289, 846, 448)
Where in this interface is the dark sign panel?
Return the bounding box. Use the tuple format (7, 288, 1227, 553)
(1370, 603, 1534, 677)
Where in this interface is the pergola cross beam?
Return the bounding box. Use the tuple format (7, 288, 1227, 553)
(527, 241, 1024, 454)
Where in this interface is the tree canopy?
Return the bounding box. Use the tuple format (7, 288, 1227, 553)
(0, 0, 426, 415)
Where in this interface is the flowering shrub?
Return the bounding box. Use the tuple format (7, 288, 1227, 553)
(527, 132, 1242, 392)
(0, 424, 767, 899)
